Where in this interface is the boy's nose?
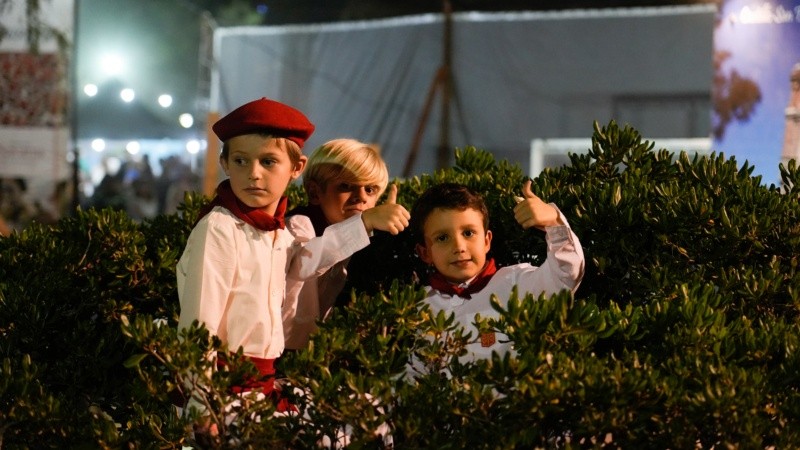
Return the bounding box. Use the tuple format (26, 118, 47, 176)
(248, 164, 261, 180)
(349, 187, 367, 202)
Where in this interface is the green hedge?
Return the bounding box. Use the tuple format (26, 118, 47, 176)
(1, 121, 799, 449)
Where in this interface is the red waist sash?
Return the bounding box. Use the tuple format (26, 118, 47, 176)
(217, 354, 295, 412)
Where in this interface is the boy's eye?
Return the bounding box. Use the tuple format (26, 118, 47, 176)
(336, 183, 352, 192)
(463, 230, 476, 238)
(233, 157, 247, 166)
(365, 186, 379, 196)
(260, 158, 276, 167)
(434, 234, 449, 243)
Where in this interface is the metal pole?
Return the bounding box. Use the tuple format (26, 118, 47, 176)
(69, 0, 81, 214)
(403, 68, 444, 177)
(437, 0, 453, 170)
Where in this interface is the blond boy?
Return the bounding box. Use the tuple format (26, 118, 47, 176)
(283, 138, 404, 349)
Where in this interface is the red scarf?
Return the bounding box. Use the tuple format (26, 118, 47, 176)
(428, 258, 498, 299)
(195, 179, 287, 231)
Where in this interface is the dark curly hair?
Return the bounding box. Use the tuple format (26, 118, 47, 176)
(410, 183, 490, 245)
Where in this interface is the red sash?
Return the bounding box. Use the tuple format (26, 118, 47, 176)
(217, 354, 295, 412)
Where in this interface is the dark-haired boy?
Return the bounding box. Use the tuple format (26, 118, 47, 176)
(409, 181, 584, 371)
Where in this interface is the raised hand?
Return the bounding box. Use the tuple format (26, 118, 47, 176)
(361, 184, 411, 235)
(513, 180, 560, 230)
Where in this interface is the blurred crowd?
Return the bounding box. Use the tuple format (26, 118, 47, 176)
(0, 155, 201, 237)
(87, 154, 201, 221)
(0, 177, 61, 236)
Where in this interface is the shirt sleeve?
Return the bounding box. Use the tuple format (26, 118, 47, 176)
(285, 214, 315, 243)
(177, 212, 236, 337)
(287, 213, 370, 281)
(283, 215, 316, 348)
(514, 204, 585, 296)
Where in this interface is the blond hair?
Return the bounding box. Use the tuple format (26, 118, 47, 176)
(303, 139, 389, 196)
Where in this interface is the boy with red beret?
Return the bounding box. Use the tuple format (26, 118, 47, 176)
(176, 98, 409, 422)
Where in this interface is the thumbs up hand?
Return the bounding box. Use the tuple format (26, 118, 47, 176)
(361, 184, 411, 235)
(513, 180, 560, 230)
(386, 183, 399, 204)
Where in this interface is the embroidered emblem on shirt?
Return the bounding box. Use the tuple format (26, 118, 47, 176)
(480, 332, 496, 347)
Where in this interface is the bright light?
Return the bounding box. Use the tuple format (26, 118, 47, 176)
(91, 138, 106, 152)
(186, 139, 201, 154)
(105, 157, 122, 176)
(179, 113, 194, 128)
(120, 88, 135, 102)
(158, 94, 173, 108)
(83, 84, 98, 97)
(126, 141, 141, 155)
(100, 54, 125, 77)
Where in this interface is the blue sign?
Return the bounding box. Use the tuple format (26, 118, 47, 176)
(713, 0, 800, 185)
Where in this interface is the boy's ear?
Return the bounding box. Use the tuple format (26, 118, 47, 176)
(415, 243, 432, 265)
(220, 155, 230, 176)
(291, 155, 308, 180)
(306, 180, 321, 205)
(485, 229, 492, 253)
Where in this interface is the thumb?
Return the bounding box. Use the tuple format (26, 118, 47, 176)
(385, 183, 398, 204)
(521, 180, 536, 199)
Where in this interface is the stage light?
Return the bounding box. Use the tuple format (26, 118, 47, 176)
(100, 53, 125, 77)
(126, 140, 141, 155)
(179, 113, 194, 128)
(158, 94, 173, 108)
(120, 88, 135, 102)
(83, 84, 98, 97)
(91, 138, 106, 152)
(186, 139, 201, 154)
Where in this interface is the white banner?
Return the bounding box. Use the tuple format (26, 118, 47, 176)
(0, 0, 74, 192)
(0, 126, 71, 179)
(0, 0, 74, 52)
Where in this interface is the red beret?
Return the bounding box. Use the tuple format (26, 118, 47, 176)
(212, 97, 315, 148)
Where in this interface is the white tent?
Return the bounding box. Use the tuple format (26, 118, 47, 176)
(211, 5, 716, 178)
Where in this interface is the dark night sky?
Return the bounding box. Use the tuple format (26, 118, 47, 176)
(245, 0, 718, 25)
(182, 0, 718, 25)
(250, 0, 713, 22)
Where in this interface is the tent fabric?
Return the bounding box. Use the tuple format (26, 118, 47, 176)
(211, 5, 716, 177)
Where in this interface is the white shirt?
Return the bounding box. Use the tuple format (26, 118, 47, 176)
(177, 206, 370, 359)
(411, 208, 584, 375)
(282, 214, 351, 350)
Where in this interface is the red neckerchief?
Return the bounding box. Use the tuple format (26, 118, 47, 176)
(428, 258, 498, 299)
(195, 179, 287, 231)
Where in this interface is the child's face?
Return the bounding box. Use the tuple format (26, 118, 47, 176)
(312, 180, 381, 224)
(221, 134, 306, 215)
(416, 207, 492, 284)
